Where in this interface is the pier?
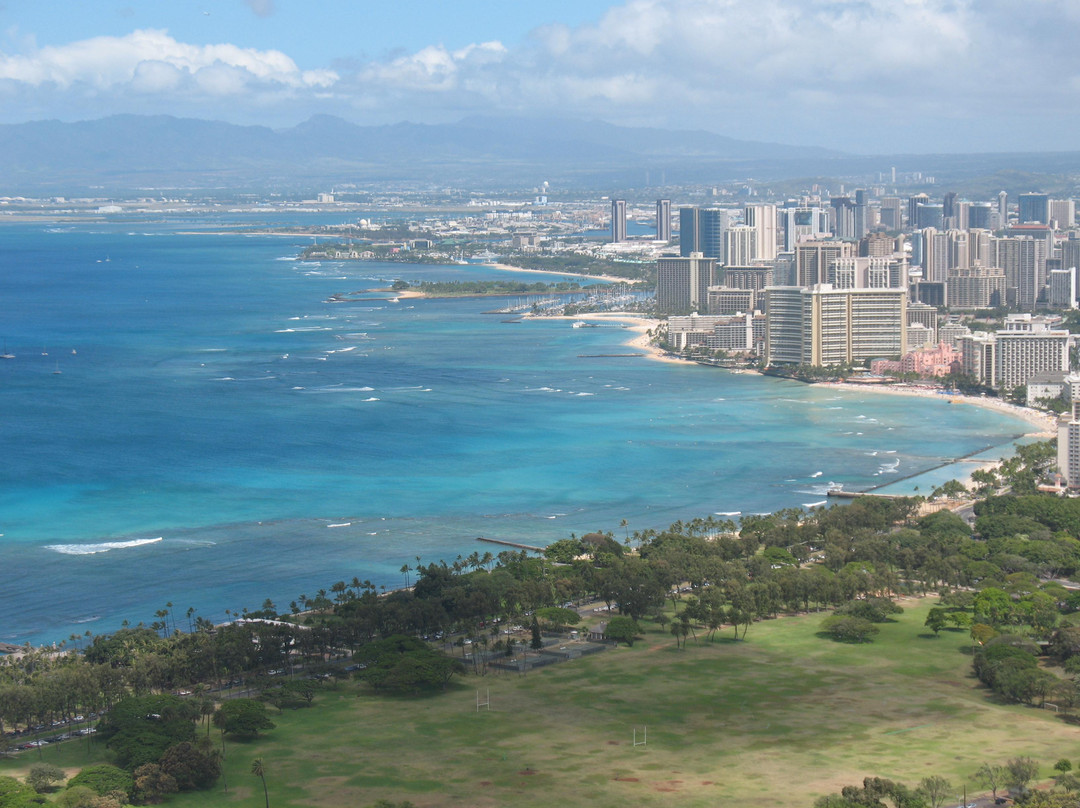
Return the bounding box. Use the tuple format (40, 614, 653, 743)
(826, 440, 1012, 500)
(477, 537, 545, 552)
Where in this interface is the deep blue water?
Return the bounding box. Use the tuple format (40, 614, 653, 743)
(0, 220, 1032, 646)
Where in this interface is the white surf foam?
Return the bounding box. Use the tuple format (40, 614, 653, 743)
(47, 537, 163, 556)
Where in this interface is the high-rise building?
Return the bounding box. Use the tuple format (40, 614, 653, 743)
(773, 252, 797, 286)
(763, 284, 907, 366)
(1018, 192, 1050, 225)
(907, 193, 931, 228)
(854, 190, 869, 240)
(724, 225, 757, 266)
(656, 252, 716, 313)
(796, 240, 853, 287)
(997, 191, 1009, 228)
(910, 281, 948, 308)
(915, 203, 945, 230)
(907, 302, 938, 344)
(879, 197, 903, 231)
(828, 256, 902, 289)
(1056, 374, 1080, 488)
(968, 228, 992, 267)
(859, 232, 895, 257)
(656, 199, 671, 242)
(679, 207, 730, 258)
(969, 203, 993, 230)
(611, 199, 627, 243)
(993, 236, 1040, 310)
(781, 207, 829, 251)
(679, 207, 700, 256)
(1062, 235, 1080, 277)
(919, 228, 948, 283)
(744, 204, 778, 261)
(945, 229, 970, 271)
(831, 196, 857, 240)
(958, 333, 997, 386)
(994, 314, 1070, 391)
(722, 266, 774, 293)
(952, 201, 971, 231)
(762, 287, 806, 365)
(1050, 199, 1076, 231)
(946, 266, 1007, 309)
(706, 286, 756, 316)
(1049, 269, 1077, 309)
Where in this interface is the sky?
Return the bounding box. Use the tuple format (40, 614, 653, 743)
(0, 0, 1077, 154)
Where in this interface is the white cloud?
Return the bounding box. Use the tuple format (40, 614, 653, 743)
(334, 0, 1080, 150)
(359, 41, 507, 93)
(0, 28, 337, 92)
(2, 2, 1080, 151)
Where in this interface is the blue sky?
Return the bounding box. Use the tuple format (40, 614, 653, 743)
(0, 0, 1077, 153)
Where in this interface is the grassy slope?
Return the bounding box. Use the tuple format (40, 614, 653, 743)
(4, 598, 1075, 807)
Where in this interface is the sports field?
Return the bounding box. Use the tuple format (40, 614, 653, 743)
(4, 598, 1075, 807)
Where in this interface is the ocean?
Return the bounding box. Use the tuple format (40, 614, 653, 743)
(0, 218, 1032, 646)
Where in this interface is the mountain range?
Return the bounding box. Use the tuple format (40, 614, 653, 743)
(0, 114, 843, 193)
(0, 114, 1077, 195)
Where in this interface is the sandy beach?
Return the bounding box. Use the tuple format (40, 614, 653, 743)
(538, 311, 694, 365)
(814, 381, 1057, 438)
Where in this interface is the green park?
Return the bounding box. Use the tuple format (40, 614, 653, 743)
(2, 597, 1078, 808)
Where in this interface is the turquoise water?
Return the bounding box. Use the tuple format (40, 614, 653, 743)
(0, 220, 1032, 646)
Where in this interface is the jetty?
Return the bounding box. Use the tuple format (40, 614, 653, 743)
(477, 537, 544, 552)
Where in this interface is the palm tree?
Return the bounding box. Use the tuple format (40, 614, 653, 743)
(400, 563, 411, 588)
(251, 758, 269, 808)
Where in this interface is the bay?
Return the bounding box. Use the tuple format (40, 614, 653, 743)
(0, 220, 1031, 646)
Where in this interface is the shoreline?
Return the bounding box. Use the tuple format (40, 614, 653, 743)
(812, 381, 1056, 439)
(534, 311, 695, 366)
(481, 261, 643, 286)
(543, 308, 1054, 495)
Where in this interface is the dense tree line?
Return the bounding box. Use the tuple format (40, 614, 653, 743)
(3, 439, 1078, 806)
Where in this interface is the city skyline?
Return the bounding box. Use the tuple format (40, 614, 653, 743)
(2, 0, 1080, 153)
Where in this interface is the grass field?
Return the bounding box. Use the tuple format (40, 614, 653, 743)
(4, 598, 1078, 807)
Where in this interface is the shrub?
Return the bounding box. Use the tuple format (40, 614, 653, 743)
(820, 615, 879, 643)
(66, 766, 133, 801)
(26, 763, 64, 794)
(835, 598, 903, 623)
